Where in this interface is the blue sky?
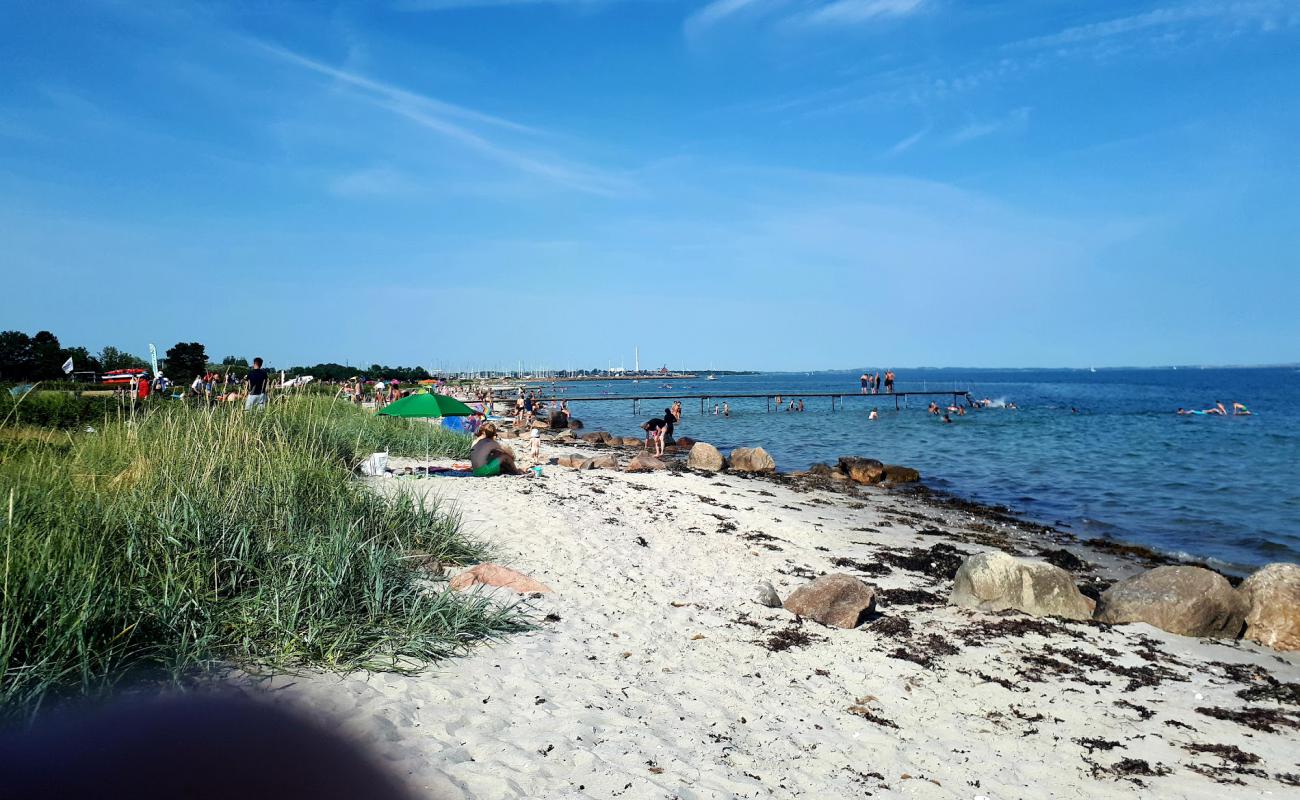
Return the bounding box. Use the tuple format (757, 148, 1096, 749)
(1, 0, 1297, 371)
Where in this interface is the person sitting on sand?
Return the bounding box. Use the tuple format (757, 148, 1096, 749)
(643, 417, 667, 456)
(470, 423, 519, 476)
(1233, 402, 1251, 416)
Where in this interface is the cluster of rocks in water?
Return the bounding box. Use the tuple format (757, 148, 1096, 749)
(770, 554, 1300, 652)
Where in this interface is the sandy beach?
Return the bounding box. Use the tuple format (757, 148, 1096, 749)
(261, 436, 1300, 800)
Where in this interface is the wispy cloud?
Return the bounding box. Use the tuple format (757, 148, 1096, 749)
(686, 0, 925, 35)
(395, 0, 615, 9)
(1011, 1, 1297, 51)
(250, 40, 631, 196)
(684, 0, 777, 35)
(948, 107, 1030, 145)
(795, 0, 924, 27)
(883, 123, 929, 156)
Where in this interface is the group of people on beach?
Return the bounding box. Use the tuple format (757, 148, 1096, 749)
(1177, 401, 1250, 416)
(859, 370, 895, 394)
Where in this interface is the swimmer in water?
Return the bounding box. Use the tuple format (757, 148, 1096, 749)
(941, 413, 953, 424)
(1206, 401, 1227, 416)
(1233, 402, 1251, 416)
(869, 408, 879, 421)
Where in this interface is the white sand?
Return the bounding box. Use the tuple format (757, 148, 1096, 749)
(264, 438, 1300, 799)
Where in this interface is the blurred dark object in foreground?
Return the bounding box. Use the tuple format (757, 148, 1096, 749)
(0, 694, 419, 800)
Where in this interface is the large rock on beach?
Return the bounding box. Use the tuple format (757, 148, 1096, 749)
(730, 447, 775, 473)
(586, 455, 620, 471)
(548, 411, 569, 430)
(838, 457, 884, 485)
(580, 432, 607, 444)
(567, 418, 584, 430)
(1096, 566, 1248, 638)
(599, 432, 620, 445)
(687, 442, 725, 472)
(449, 564, 551, 594)
(676, 436, 696, 450)
(1239, 563, 1300, 651)
(949, 551, 1094, 621)
(621, 436, 644, 448)
(556, 430, 576, 442)
(625, 454, 668, 472)
(882, 464, 921, 483)
(783, 574, 876, 629)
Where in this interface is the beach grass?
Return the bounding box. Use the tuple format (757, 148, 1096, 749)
(0, 397, 512, 723)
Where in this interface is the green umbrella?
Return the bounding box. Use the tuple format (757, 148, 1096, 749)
(378, 392, 475, 418)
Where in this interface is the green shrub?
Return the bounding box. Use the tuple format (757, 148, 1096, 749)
(0, 399, 512, 722)
(0, 390, 128, 429)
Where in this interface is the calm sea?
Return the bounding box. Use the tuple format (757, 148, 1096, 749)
(536, 367, 1300, 573)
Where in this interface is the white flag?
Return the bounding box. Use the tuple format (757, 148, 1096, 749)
(62, 357, 74, 375)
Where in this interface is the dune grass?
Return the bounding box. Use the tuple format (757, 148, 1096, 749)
(0, 397, 513, 723)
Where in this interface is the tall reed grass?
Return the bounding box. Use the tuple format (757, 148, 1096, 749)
(0, 397, 512, 722)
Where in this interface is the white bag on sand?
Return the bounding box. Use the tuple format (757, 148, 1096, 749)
(361, 452, 389, 476)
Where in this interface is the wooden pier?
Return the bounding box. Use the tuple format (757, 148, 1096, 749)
(492, 389, 973, 414)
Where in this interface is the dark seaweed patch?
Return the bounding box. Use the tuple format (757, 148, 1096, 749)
(847, 705, 899, 728)
(829, 556, 893, 577)
(877, 588, 943, 606)
(866, 616, 912, 638)
(761, 626, 822, 652)
(955, 616, 1083, 646)
(1195, 705, 1300, 734)
(1076, 738, 1122, 753)
(1035, 547, 1090, 572)
(875, 543, 970, 581)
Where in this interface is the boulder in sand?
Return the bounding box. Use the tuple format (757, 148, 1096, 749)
(949, 551, 1094, 620)
(1096, 565, 1247, 638)
(556, 429, 576, 442)
(676, 436, 696, 450)
(567, 418, 584, 430)
(838, 457, 884, 485)
(754, 581, 782, 608)
(556, 454, 585, 468)
(687, 442, 725, 472)
(548, 411, 569, 430)
(730, 446, 776, 473)
(1239, 562, 1300, 651)
(580, 432, 607, 444)
(587, 455, 620, 471)
(531, 420, 549, 430)
(599, 432, 620, 445)
(882, 464, 921, 483)
(449, 564, 551, 593)
(625, 454, 667, 472)
(807, 463, 835, 477)
(783, 573, 876, 629)
(621, 436, 644, 448)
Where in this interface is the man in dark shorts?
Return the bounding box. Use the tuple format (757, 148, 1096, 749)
(244, 358, 269, 411)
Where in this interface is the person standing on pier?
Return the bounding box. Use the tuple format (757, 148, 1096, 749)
(884, 370, 895, 394)
(860, 372, 870, 394)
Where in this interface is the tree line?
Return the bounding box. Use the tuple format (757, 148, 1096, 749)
(0, 330, 433, 384)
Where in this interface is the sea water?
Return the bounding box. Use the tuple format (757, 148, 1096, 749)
(539, 367, 1300, 573)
